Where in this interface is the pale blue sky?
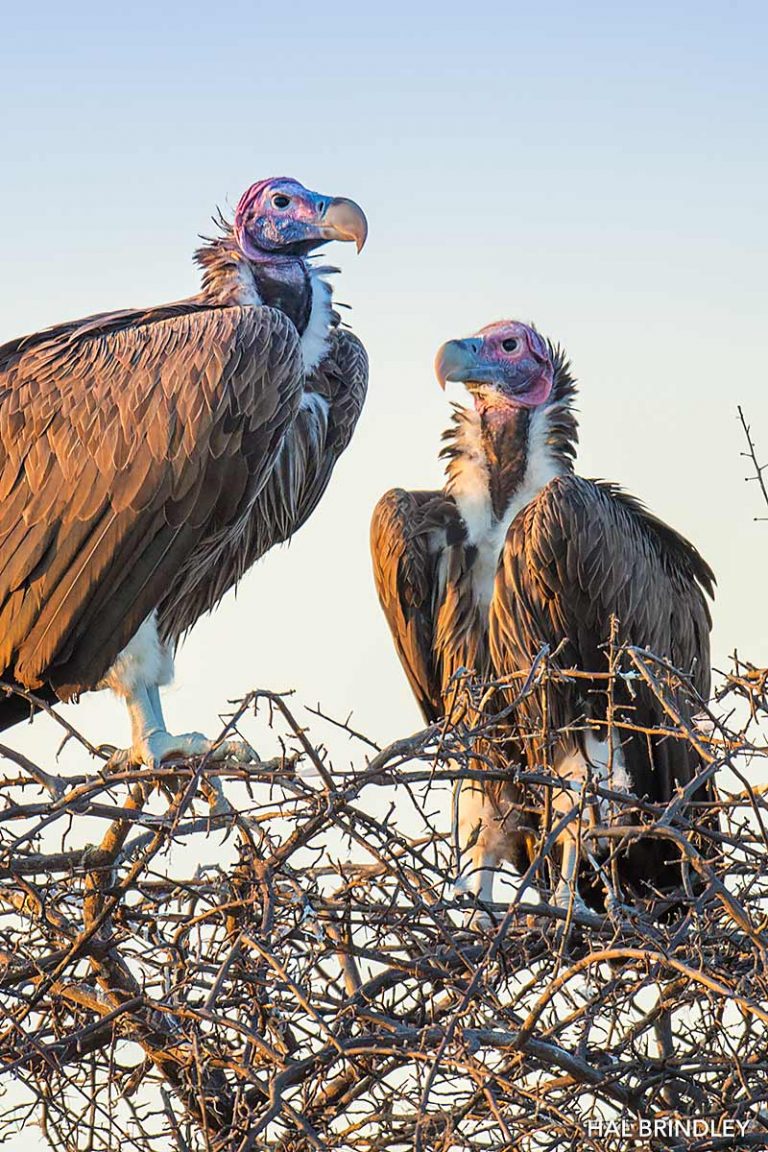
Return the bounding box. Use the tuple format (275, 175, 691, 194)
(0, 0, 766, 765)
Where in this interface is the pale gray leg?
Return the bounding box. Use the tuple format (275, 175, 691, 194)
(147, 684, 165, 730)
(553, 834, 590, 915)
(119, 680, 254, 770)
(102, 617, 254, 814)
(116, 683, 249, 816)
(454, 779, 502, 930)
(126, 682, 164, 750)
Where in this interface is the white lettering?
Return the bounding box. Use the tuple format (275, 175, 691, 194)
(581, 1116, 754, 1139)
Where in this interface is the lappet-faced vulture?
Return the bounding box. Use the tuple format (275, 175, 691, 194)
(371, 320, 713, 920)
(0, 177, 368, 773)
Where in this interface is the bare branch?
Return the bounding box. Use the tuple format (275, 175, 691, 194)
(0, 656, 766, 1151)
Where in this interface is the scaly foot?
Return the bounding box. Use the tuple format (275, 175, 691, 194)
(109, 730, 256, 770)
(107, 730, 256, 816)
(553, 881, 591, 918)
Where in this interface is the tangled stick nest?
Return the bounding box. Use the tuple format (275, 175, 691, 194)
(0, 649, 767, 1152)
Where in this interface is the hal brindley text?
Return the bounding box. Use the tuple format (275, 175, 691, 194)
(585, 1118, 751, 1139)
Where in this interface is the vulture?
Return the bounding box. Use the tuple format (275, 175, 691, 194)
(0, 177, 368, 772)
(371, 320, 714, 918)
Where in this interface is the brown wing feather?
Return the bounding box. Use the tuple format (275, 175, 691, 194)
(246, 327, 368, 549)
(0, 303, 303, 701)
(264, 329, 368, 541)
(490, 473, 714, 803)
(157, 327, 369, 645)
(372, 481, 497, 725)
(370, 489, 448, 724)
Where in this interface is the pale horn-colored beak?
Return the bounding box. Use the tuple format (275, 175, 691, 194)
(434, 338, 482, 389)
(320, 197, 368, 252)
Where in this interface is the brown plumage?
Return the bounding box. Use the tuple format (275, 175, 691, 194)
(490, 475, 714, 806)
(371, 487, 475, 723)
(371, 344, 577, 726)
(0, 178, 369, 757)
(372, 323, 715, 916)
(0, 302, 302, 709)
(158, 323, 368, 645)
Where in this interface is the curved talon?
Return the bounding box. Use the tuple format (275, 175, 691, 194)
(110, 732, 256, 770)
(100, 744, 130, 774)
(107, 730, 254, 815)
(207, 738, 258, 764)
(203, 777, 234, 819)
(105, 746, 141, 771)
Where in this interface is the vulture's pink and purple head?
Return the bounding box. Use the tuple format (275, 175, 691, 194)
(435, 321, 554, 411)
(234, 178, 367, 259)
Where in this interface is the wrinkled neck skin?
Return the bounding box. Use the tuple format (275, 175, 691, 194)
(249, 255, 313, 336)
(195, 233, 313, 336)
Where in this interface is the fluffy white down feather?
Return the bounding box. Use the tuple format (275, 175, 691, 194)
(448, 404, 564, 607)
(99, 613, 174, 696)
(300, 268, 334, 371)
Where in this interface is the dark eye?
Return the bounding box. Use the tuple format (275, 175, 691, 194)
(501, 337, 519, 353)
(272, 194, 291, 209)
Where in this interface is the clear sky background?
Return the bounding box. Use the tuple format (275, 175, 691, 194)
(0, 0, 766, 771)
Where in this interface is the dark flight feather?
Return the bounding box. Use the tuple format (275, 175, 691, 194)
(489, 474, 714, 806)
(157, 326, 368, 645)
(0, 302, 303, 707)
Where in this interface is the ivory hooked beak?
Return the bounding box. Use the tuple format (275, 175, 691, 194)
(320, 197, 368, 253)
(434, 338, 482, 389)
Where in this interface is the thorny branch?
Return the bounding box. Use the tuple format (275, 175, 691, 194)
(0, 651, 767, 1152)
(738, 405, 768, 520)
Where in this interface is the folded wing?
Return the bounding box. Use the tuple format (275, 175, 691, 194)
(490, 473, 714, 802)
(157, 327, 369, 645)
(0, 302, 303, 698)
